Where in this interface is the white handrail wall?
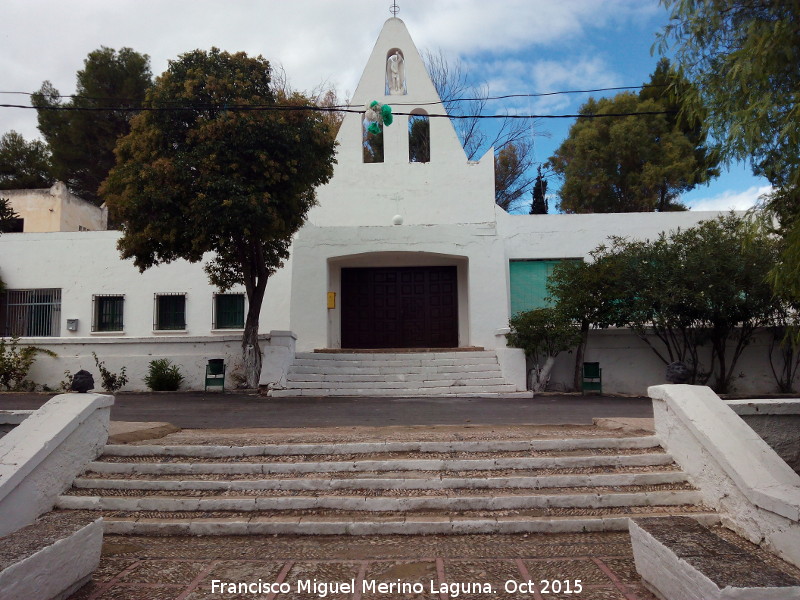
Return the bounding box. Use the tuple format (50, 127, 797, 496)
(649, 384, 800, 567)
(0, 393, 113, 537)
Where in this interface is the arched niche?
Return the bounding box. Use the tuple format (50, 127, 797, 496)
(385, 48, 406, 95)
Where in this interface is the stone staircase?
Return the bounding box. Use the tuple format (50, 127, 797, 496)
(55, 431, 718, 535)
(270, 350, 529, 397)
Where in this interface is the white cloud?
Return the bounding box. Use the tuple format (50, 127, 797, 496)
(410, 0, 659, 55)
(0, 0, 657, 140)
(687, 185, 773, 212)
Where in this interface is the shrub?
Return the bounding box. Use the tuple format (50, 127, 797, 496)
(92, 352, 128, 393)
(144, 358, 184, 391)
(0, 337, 56, 391)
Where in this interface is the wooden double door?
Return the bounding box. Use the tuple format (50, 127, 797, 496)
(341, 266, 458, 349)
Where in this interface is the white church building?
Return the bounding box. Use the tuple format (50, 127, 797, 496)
(0, 18, 769, 395)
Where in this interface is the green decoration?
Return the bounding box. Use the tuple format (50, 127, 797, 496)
(367, 122, 381, 136)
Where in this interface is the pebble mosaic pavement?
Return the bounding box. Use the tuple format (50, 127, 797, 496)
(68, 532, 659, 600)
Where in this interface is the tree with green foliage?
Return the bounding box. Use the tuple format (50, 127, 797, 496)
(408, 115, 431, 163)
(546, 258, 621, 390)
(549, 60, 719, 213)
(529, 166, 548, 214)
(766, 300, 800, 394)
(0, 197, 18, 290)
(102, 48, 337, 387)
(32, 47, 152, 205)
(507, 307, 581, 392)
(363, 127, 384, 164)
(580, 215, 778, 392)
(0, 198, 20, 233)
(495, 142, 534, 212)
(0, 131, 54, 189)
(657, 0, 800, 305)
(589, 235, 709, 380)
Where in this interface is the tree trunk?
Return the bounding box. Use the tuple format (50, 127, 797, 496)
(533, 355, 556, 393)
(573, 320, 590, 391)
(242, 318, 262, 389)
(242, 275, 268, 389)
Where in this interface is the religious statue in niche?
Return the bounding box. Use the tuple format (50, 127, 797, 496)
(386, 50, 406, 95)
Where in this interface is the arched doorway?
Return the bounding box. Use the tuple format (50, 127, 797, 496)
(328, 252, 468, 349)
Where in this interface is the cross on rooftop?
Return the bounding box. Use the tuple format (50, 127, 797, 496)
(390, 1, 399, 17)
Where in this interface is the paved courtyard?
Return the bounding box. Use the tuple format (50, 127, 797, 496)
(68, 532, 658, 600)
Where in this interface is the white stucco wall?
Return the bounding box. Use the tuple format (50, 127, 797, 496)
(4, 182, 106, 232)
(0, 231, 293, 390)
(290, 222, 507, 351)
(541, 328, 781, 396)
(498, 209, 732, 259)
(0, 231, 290, 338)
(307, 17, 495, 229)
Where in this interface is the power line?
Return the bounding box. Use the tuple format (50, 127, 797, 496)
(0, 83, 666, 106)
(0, 102, 676, 120)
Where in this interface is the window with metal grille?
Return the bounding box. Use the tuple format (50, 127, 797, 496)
(92, 295, 124, 332)
(213, 293, 245, 329)
(509, 259, 581, 316)
(154, 293, 186, 331)
(1, 289, 62, 337)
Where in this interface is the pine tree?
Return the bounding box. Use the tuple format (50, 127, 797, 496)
(530, 166, 548, 214)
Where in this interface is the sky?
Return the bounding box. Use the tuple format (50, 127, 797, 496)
(0, 0, 770, 212)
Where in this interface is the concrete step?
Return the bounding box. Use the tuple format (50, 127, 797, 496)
(287, 363, 502, 375)
(65, 482, 696, 499)
(85, 453, 676, 476)
(296, 351, 496, 361)
(58, 432, 715, 536)
(56, 489, 703, 512)
(281, 378, 511, 390)
(72, 471, 690, 492)
(270, 386, 529, 398)
(100, 435, 662, 456)
(286, 370, 505, 383)
(278, 350, 523, 397)
(94, 510, 720, 536)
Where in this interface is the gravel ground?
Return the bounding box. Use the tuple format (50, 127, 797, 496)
(127, 424, 648, 446)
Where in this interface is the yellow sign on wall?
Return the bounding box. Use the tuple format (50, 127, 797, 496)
(327, 292, 336, 309)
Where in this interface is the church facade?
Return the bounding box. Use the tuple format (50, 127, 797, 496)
(1, 18, 766, 394)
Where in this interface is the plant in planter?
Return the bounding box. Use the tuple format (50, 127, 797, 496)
(144, 358, 184, 391)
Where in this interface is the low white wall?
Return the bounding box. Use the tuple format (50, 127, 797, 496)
(0, 518, 103, 600)
(259, 330, 297, 389)
(0, 393, 113, 536)
(495, 346, 527, 391)
(650, 384, 800, 568)
(542, 328, 780, 396)
(22, 334, 285, 392)
(727, 399, 800, 473)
